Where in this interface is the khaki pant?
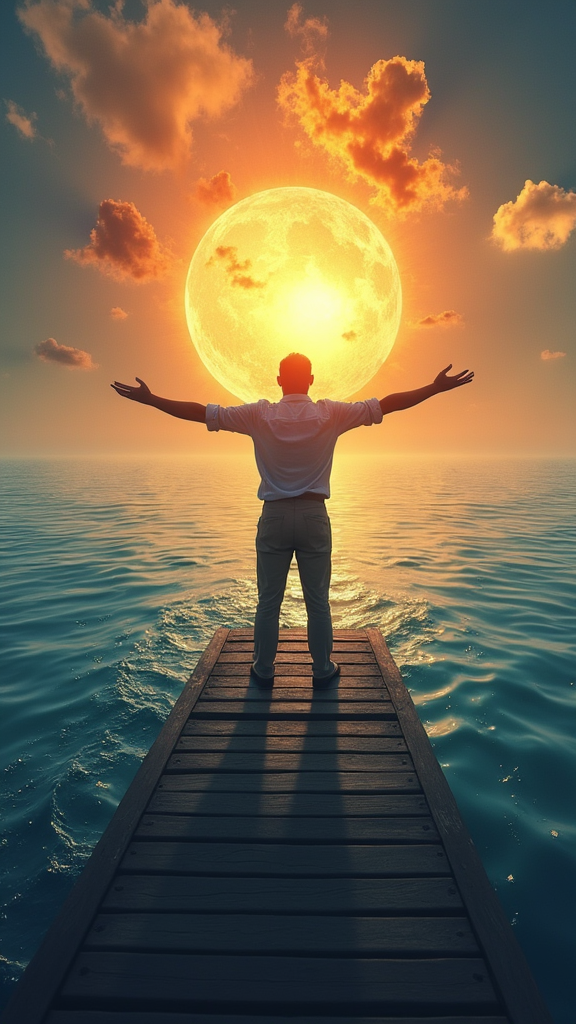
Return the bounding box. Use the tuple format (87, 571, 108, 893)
(253, 498, 334, 679)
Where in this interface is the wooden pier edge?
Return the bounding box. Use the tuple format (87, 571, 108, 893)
(1, 627, 229, 1024)
(366, 627, 553, 1024)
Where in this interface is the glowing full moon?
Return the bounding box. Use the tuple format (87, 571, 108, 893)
(185, 187, 401, 402)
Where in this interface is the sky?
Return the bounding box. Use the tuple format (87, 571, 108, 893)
(1, 0, 575, 457)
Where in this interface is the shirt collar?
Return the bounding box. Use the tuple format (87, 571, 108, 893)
(279, 393, 313, 403)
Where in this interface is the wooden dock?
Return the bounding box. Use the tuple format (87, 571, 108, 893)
(2, 627, 552, 1024)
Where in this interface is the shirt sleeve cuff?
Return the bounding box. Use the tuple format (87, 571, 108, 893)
(367, 397, 383, 424)
(205, 403, 220, 431)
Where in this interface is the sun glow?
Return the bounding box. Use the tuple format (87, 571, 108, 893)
(185, 187, 401, 402)
(273, 274, 348, 355)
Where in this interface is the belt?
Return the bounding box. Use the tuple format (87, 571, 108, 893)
(265, 491, 327, 503)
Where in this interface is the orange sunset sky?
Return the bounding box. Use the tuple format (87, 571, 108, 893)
(1, 0, 575, 457)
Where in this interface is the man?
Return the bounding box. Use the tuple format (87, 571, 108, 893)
(112, 354, 473, 687)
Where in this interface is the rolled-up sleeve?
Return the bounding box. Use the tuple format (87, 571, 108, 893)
(330, 397, 383, 435)
(205, 402, 260, 435)
(364, 397, 384, 424)
(205, 403, 220, 431)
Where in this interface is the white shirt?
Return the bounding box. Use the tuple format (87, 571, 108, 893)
(206, 394, 383, 500)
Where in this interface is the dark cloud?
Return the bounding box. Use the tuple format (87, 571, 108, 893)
(416, 310, 464, 328)
(492, 180, 576, 251)
(541, 349, 566, 361)
(194, 170, 237, 207)
(19, 0, 254, 171)
(35, 337, 97, 369)
(206, 245, 265, 289)
(5, 99, 37, 139)
(65, 199, 171, 282)
(278, 52, 466, 214)
(284, 3, 328, 57)
(341, 330, 357, 340)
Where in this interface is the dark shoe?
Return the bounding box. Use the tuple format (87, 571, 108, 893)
(250, 665, 274, 688)
(313, 662, 340, 688)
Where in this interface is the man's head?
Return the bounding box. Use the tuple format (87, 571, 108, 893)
(277, 352, 314, 395)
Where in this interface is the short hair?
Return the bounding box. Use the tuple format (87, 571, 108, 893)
(279, 352, 312, 385)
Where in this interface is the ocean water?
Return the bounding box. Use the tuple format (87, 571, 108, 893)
(0, 453, 574, 1021)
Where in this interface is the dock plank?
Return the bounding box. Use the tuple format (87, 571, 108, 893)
(85, 912, 477, 955)
(206, 675, 385, 688)
(135, 813, 439, 842)
(181, 719, 402, 735)
(60, 951, 499, 1010)
(175, 734, 407, 752)
(146, 792, 428, 817)
(119, 841, 451, 877)
(188, 701, 396, 717)
(102, 875, 464, 913)
(223, 641, 374, 653)
(48, 1014, 510, 1024)
(199, 686, 390, 701)
(166, 752, 413, 772)
(210, 662, 381, 676)
(217, 651, 378, 664)
(155, 771, 421, 792)
(48, 1015, 510, 1024)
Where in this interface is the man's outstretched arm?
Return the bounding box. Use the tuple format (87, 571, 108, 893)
(380, 364, 474, 416)
(111, 378, 206, 423)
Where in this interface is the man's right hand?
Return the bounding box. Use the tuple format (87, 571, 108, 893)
(111, 378, 153, 403)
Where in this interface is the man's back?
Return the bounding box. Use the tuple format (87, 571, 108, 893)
(206, 393, 383, 499)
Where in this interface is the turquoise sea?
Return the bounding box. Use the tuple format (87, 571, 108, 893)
(0, 453, 574, 1021)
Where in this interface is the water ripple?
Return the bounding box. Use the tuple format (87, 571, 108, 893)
(0, 454, 574, 1021)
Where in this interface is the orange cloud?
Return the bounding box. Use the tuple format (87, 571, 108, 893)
(492, 180, 576, 251)
(285, 3, 328, 57)
(110, 306, 128, 320)
(65, 200, 171, 282)
(341, 330, 357, 340)
(5, 99, 37, 139)
(416, 310, 464, 328)
(35, 337, 97, 369)
(541, 349, 566, 361)
(194, 170, 237, 207)
(278, 54, 466, 213)
(19, 0, 254, 171)
(206, 245, 265, 289)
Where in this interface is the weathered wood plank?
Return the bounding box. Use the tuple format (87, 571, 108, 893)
(85, 913, 478, 955)
(206, 675, 386, 689)
(135, 814, 438, 842)
(61, 951, 499, 1008)
(175, 734, 407, 753)
(47, 1013, 510, 1024)
(218, 651, 378, 664)
(210, 662, 382, 676)
(366, 628, 553, 1024)
(229, 628, 367, 639)
(188, 701, 395, 718)
(146, 792, 428, 817)
(182, 719, 402, 736)
(102, 875, 464, 913)
(199, 686, 390, 701)
(156, 771, 421, 793)
(119, 841, 451, 876)
(223, 641, 374, 653)
(47, 1011, 508, 1019)
(0, 628, 230, 1024)
(166, 752, 412, 772)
